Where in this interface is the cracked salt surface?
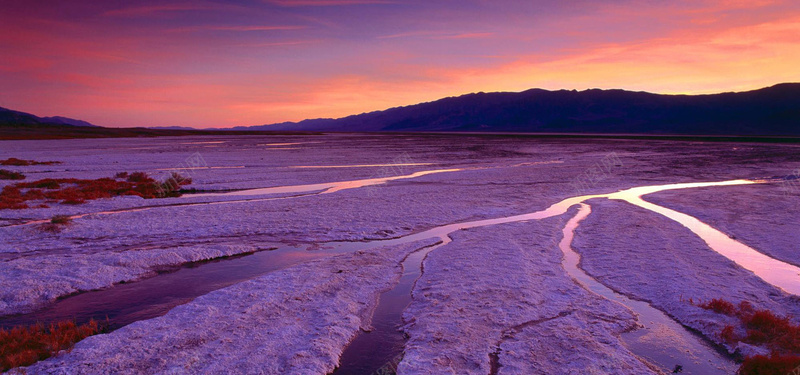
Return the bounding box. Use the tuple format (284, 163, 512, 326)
(561, 204, 736, 374)
(349, 180, 771, 374)
(6, 178, 793, 373)
(327, 179, 778, 373)
(608, 180, 800, 295)
(0, 244, 326, 330)
(3, 135, 799, 374)
(18, 240, 441, 374)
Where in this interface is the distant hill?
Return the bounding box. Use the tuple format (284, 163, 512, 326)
(250, 83, 800, 136)
(4, 83, 800, 139)
(148, 126, 200, 130)
(40, 116, 98, 127)
(0, 106, 319, 140)
(0, 107, 99, 128)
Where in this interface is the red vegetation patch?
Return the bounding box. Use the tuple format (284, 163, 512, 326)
(161, 172, 192, 192)
(126, 171, 150, 183)
(695, 298, 800, 374)
(0, 158, 60, 166)
(0, 186, 27, 209)
(50, 215, 71, 225)
(739, 353, 800, 375)
(699, 298, 738, 316)
(0, 319, 103, 371)
(720, 324, 737, 345)
(0, 169, 26, 180)
(0, 172, 192, 209)
(37, 215, 73, 233)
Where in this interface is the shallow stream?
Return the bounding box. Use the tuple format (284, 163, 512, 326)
(4, 176, 797, 374)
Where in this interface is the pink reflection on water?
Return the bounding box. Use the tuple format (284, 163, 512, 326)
(191, 168, 462, 197)
(608, 180, 800, 295)
(289, 163, 433, 169)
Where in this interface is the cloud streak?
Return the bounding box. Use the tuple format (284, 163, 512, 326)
(268, 0, 396, 6)
(378, 31, 494, 40)
(103, 4, 230, 17)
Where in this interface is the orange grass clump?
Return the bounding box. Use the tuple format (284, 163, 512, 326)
(37, 215, 73, 233)
(698, 298, 738, 316)
(0, 158, 60, 166)
(0, 172, 192, 209)
(696, 298, 800, 374)
(0, 169, 25, 180)
(0, 319, 103, 371)
(739, 353, 800, 375)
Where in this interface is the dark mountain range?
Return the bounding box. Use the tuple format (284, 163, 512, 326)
(0, 107, 99, 128)
(0, 106, 317, 140)
(40, 116, 98, 127)
(248, 83, 800, 136)
(148, 126, 201, 130)
(3, 83, 799, 139)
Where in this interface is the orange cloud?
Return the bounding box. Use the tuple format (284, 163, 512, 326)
(2, 0, 799, 128)
(219, 14, 800, 126)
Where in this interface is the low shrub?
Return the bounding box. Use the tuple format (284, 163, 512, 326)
(698, 298, 738, 316)
(0, 319, 103, 371)
(159, 172, 192, 196)
(720, 324, 737, 345)
(0, 171, 193, 210)
(0, 158, 60, 166)
(50, 215, 72, 225)
(0, 169, 25, 180)
(0, 186, 27, 209)
(695, 298, 800, 374)
(126, 172, 150, 183)
(19, 179, 63, 189)
(37, 215, 74, 233)
(738, 353, 800, 375)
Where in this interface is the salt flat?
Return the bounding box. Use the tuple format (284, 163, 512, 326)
(1, 134, 799, 374)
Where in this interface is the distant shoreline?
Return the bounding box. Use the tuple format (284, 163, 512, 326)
(0, 126, 322, 140)
(3, 128, 800, 144)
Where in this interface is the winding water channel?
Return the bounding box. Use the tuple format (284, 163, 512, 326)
(3, 173, 797, 373)
(560, 204, 736, 374)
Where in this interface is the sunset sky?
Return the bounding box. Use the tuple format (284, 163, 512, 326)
(1, 0, 799, 128)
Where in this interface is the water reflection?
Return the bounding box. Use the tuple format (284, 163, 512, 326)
(289, 163, 433, 169)
(608, 180, 800, 295)
(190, 168, 462, 197)
(560, 204, 736, 374)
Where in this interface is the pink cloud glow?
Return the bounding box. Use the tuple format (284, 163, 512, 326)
(0, 0, 797, 128)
